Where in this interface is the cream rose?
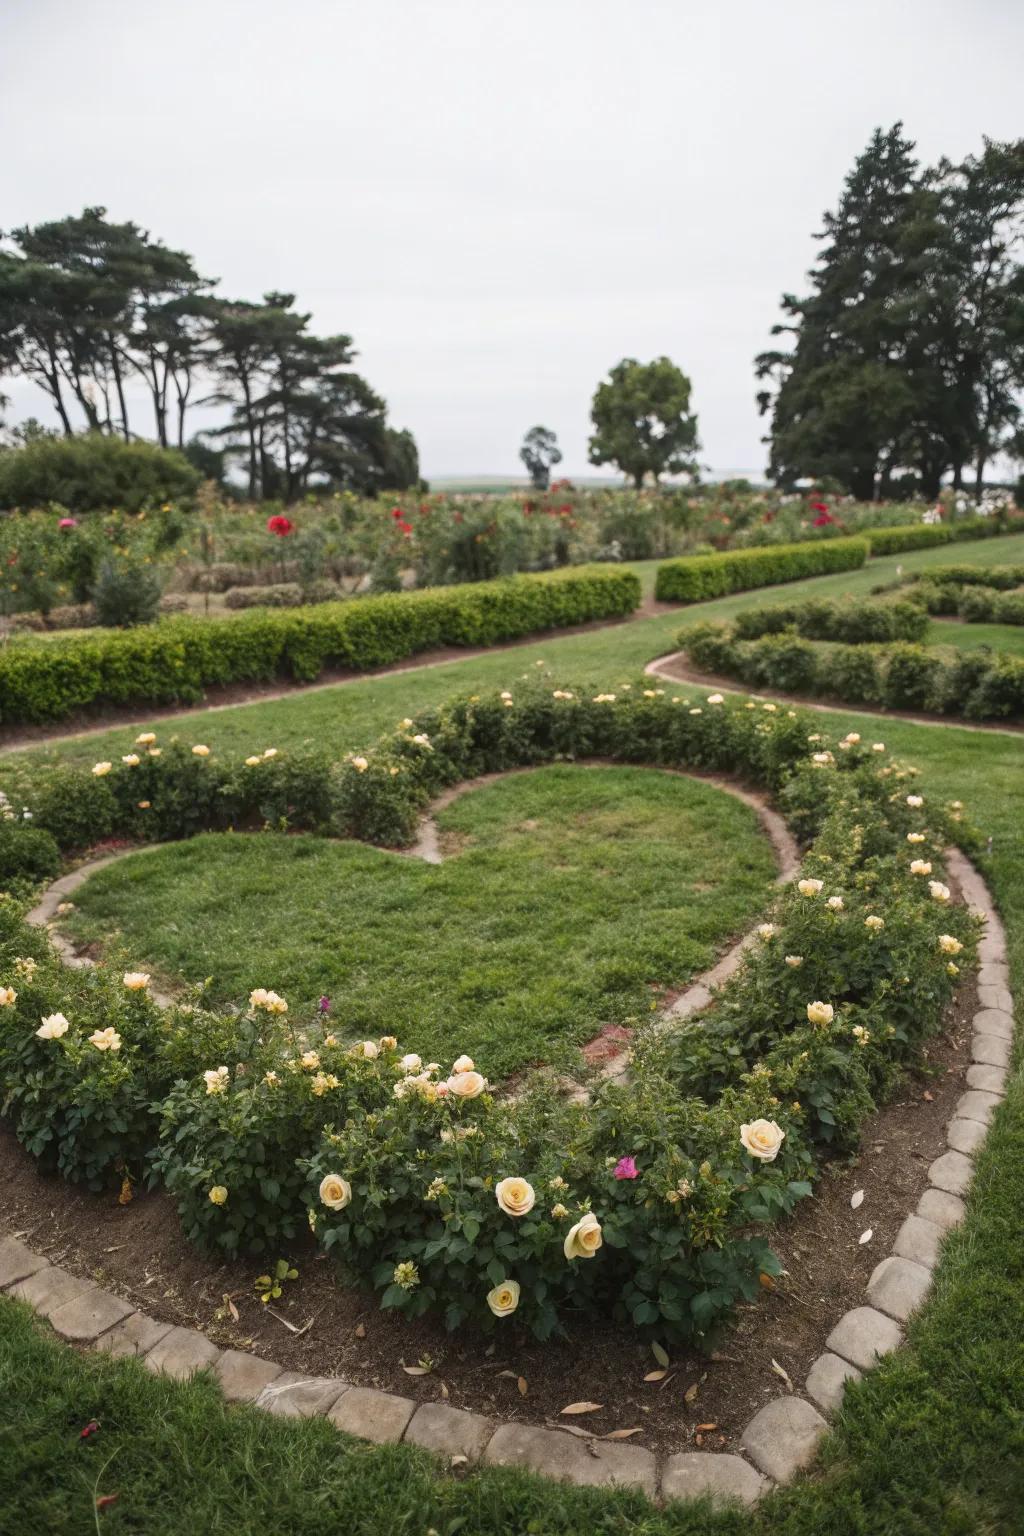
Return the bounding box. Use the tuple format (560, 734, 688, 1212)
(864, 915, 884, 931)
(495, 1177, 536, 1218)
(446, 1070, 486, 1099)
(121, 754, 140, 767)
(784, 955, 803, 968)
(907, 794, 923, 808)
(36, 1012, 69, 1039)
(123, 971, 150, 991)
(245, 756, 261, 767)
(486, 1280, 521, 1318)
(89, 1027, 122, 1052)
(208, 1185, 228, 1205)
(192, 744, 210, 757)
(938, 934, 962, 955)
(136, 732, 156, 746)
(739, 1119, 785, 1161)
(929, 881, 951, 903)
(0, 986, 18, 1007)
(806, 1000, 834, 1027)
(204, 1066, 230, 1094)
(451, 1054, 475, 1074)
(564, 1211, 603, 1260)
(910, 860, 933, 876)
(400, 1053, 423, 1073)
(319, 1173, 352, 1211)
(351, 756, 369, 772)
(798, 878, 823, 897)
(92, 761, 112, 777)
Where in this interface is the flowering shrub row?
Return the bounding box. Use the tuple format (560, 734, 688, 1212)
(683, 621, 1024, 721)
(654, 538, 869, 603)
(0, 685, 977, 1345)
(0, 564, 640, 726)
(732, 595, 928, 644)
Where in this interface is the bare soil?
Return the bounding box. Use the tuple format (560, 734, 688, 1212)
(0, 974, 974, 1457)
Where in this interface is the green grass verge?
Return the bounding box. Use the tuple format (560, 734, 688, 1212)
(62, 765, 777, 1073)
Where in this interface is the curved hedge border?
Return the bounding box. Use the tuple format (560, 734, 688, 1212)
(654, 538, 868, 603)
(0, 564, 641, 728)
(896, 566, 1024, 625)
(0, 682, 978, 1357)
(863, 519, 1012, 556)
(682, 621, 1024, 721)
(733, 595, 928, 644)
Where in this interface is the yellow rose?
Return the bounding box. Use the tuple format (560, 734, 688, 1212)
(192, 744, 210, 757)
(36, 1012, 69, 1039)
(451, 1054, 475, 1074)
(784, 955, 803, 968)
(351, 756, 369, 772)
(208, 1185, 228, 1205)
(739, 1119, 785, 1161)
(92, 761, 112, 777)
(204, 1066, 230, 1094)
(445, 1070, 486, 1099)
(263, 748, 277, 759)
(486, 1280, 521, 1318)
(245, 756, 261, 767)
(564, 1211, 603, 1260)
(495, 1177, 536, 1218)
(89, 1027, 122, 1052)
(806, 1000, 834, 1027)
(938, 935, 962, 955)
(319, 1174, 352, 1211)
(910, 860, 933, 876)
(0, 986, 17, 1007)
(136, 732, 156, 745)
(122, 754, 140, 767)
(798, 878, 823, 897)
(906, 794, 923, 808)
(137, 801, 151, 810)
(864, 915, 884, 931)
(929, 881, 951, 903)
(123, 971, 150, 991)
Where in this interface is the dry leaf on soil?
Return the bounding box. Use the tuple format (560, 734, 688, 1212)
(850, 1189, 865, 1209)
(560, 1401, 604, 1415)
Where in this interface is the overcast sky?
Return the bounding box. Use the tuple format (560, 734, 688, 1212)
(2, 0, 1022, 480)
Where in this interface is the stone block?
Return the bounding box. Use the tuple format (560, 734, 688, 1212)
(892, 1214, 943, 1269)
(660, 1451, 766, 1506)
(966, 1063, 1008, 1095)
(825, 1306, 903, 1371)
(972, 1009, 1014, 1042)
(143, 1325, 222, 1380)
(255, 1372, 347, 1418)
(404, 1402, 494, 1461)
(977, 985, 1013, 1014)
(917, 1187, 966, 1230)
(215, 1348, 284, 1402)
(929, 1148, 975, 1196)
(972, 1033, 1011, 1068)
(945, 1117, 986, 1157)
(484, 1422, 657, 1494)
(8, 1265, 96, 1320)
(955, 1090, 1002, 1127)
(867, 1257, 932, 1323)
(327, 1386, 415, 1444)
(0, 1236, 47, 1289)
(94, 1311, 173, 1359)
(48, 1286, 134, 1342)
(804, 1352, 862, 1415)
(740, 1397, 827, 1482)
(977, 964, 1009, 990)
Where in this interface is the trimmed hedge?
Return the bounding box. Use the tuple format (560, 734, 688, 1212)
(654, 537, 869, 603)
(0, 565, 641, 727)
(733, 596, 928, 644)
(683, 621, 1024, 720)
(864, 519, 1011, 556)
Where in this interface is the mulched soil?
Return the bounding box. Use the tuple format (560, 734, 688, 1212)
(0, 972, 974, 1458)
(0, 600, 674, 756)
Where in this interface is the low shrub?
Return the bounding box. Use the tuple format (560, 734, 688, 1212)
(0, 565, 641, 727)
(654, 538, 869, 603)
(223, 583, 305, 609)
(681, 623, 1024, 719)
(91, 554, 164, 628)
(0, 822, 60, 883)
(864, 519, 1010, 556)
(733, 596, 928, 644)
(0, 434, 200, 513)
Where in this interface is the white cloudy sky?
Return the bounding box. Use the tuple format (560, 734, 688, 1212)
(2, 0, 1022, 479)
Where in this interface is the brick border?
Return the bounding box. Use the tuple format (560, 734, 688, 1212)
(4, 845, 1011, 1507)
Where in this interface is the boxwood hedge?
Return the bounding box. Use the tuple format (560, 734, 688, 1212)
(654, 538, 869, 603)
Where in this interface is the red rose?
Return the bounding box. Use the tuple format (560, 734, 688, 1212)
(267, 515, 294, 536)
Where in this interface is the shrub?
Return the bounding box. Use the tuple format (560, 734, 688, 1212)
(733, 596, 928, 644)
(0, 823, 61, 883)
(0, 435, 200, 513)
(223, 583, 305, 609)
(91, 555, 164, 627)
(864, 519, 1010, 557)
(0, 565, 641, 726)
(655, 537, 869, 603)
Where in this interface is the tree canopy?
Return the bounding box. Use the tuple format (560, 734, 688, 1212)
(588, 357, 700, 487)
(519, 424, 562, 489)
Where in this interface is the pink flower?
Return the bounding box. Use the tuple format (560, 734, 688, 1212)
(613, 1156, 639, 1181)
(58, 517, 78, 529)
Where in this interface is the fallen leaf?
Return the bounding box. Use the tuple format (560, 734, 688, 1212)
(709, 1351, 740, 1364)
(859, 1228, 874, 1245)
(683, 1383, 699, 1405)
(439, 1380, 449, 1400)
(771, 1358, 794, 1392)
(450, 1454, 468, 1467)
(604, 1427, 643, 1439)
(354, 1323, 366, 1339)
(643, 1369, 668, 1382)
(560, 1401, 604, 1415)
(548, 1421, 595, 1439)
(651, 1341, 670, 1368)
(223, 1293, 239, 1323)
(922, 1090, 934, 1102)
(496, 1370, 519, 1380)
(95, 1493, 120, 1512)
(850, 1189, 865, 1210)
(517, 1377, 528, 1397)
(758, 1272, 776, 1290)
(696, 1423, 718, 1432)
(402, 1365, 432, 1376)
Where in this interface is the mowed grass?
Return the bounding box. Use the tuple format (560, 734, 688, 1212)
(63, 765, 777, 1074)
(3, 533, 1024, 1532)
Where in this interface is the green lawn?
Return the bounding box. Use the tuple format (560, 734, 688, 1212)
(2, 533, 1024, 1531)
(62, 765, 777, 1074)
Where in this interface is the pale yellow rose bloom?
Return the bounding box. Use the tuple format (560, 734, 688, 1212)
(319, 1174, 352, 1211)
(806, 1000, 834, 1027)
(564, 1211, 603, 1260)
(739, 1119, 785, 1161)
(451, 1054, 475, 1074)
(136, 732, 156, 746)
(123, 971, 150, 991)
(445, 1070, 486, 1099)
(89, 1027, 122, 1052)
(36, 1012, 69, 1039)
(486, 1280, 521, 1317)
(0, 986, 17, 1007)
(192, 745, 210, 757)
(938, 935, 962, 955)
(208, 1185, 228, 1205)
(92, 762, 112, 777)
(495, 1177, 536, 1218)
(798, 879, 823, 896)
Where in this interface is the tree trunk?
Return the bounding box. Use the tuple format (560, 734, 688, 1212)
(974, 455, 987, 497)
(109, 341, 131, 441)
(951, 461, 963, 491)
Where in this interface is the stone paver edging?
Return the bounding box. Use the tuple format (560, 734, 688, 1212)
(6, 814, 1014, 1507)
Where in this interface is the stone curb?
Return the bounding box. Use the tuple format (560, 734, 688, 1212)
(3, 853, 1013, 1507)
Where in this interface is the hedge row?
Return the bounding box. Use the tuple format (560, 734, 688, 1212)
(733, 595, 928, 645)
(683, 621, 1024, 720)
(0, 565, 641, 727)
(654, 537, 869, 603)
(0, 684, 976, 1344)
(863, 518, 1011, 556)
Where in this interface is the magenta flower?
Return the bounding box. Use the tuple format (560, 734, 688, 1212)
(613, 1156, 639, 1181)
(58, 517, 78, 529)
(317, 996, 331, 1014)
